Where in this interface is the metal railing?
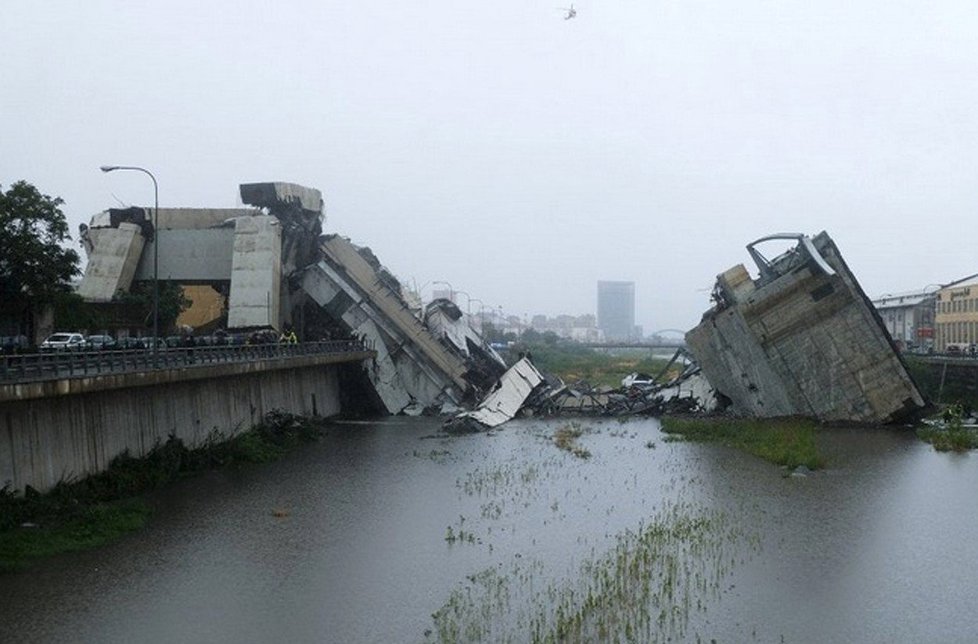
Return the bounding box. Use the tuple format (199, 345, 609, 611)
(0, 340, 374, 385)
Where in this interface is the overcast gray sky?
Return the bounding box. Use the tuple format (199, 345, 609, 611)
(3, 1, 977, 332)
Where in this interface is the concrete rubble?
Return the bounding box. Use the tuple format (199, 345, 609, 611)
(685, 232, 926, 423)
(445, 358, 545, 432)
(424, 298, 508, 389)
(77, 181, 509, 416)
(444, 347, 717, 432)
(300, 234, 475, 414)
(445, 232, 927, 429)
(80, 187, 923, 428)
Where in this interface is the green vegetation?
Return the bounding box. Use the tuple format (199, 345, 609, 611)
(917, 404, 978, 452)
(444, 516, 479, 545)
(510, 340, 672, 388)
(660, 416, 823, 470)
(903, 356, 978, 410)
(0, 180, 80, 337)
(114, 281, 192, 335)
(428, 502, 757, 643)
(0, 411, 326, 572)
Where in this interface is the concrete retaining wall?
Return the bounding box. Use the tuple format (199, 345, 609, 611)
(0, 363, 343, 493)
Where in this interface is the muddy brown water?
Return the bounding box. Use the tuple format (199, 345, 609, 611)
(1, 417, 976, 643)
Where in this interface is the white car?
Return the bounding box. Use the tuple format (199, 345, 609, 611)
(621, 372, 656, 388)
(40, 332, 86, 351)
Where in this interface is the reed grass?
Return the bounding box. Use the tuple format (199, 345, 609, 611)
(660, 416, 823, 470)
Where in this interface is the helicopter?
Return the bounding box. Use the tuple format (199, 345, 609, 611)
(557, 4, 577, 20)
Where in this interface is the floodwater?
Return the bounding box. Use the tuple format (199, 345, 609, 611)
(1, 417, 976, 643)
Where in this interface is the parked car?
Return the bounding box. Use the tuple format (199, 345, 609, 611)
(165, 335, 196, 348)
(1, 335, 30, 355)
(84, 334, 118, 351)
(246, 330, 278, 345)
(116, 337, 144, 351)
(118, 336, 168, 350)
(946, 343, 968, 355)
(621, 372, 656, 388)
(40, 332, 86, 352)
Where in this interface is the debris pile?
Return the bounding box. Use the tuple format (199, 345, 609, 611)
(444, 358, 545, 432)
(446, 349, 718, 432)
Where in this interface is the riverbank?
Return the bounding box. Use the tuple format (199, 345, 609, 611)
(0, 411, 328, 572)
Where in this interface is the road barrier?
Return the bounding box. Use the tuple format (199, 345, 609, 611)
(0, 340, 373, 384)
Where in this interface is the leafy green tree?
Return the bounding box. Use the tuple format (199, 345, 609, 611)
(0, 181, 80, 337)
(114, 282, 191, 335)
(51, 291, 108, 332)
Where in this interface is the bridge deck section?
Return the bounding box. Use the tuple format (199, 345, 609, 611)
(0, 341, 374, 402)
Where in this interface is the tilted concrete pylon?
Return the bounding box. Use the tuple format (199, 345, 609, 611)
(300, 235, 471, 413)
(686, 231, 926, 423)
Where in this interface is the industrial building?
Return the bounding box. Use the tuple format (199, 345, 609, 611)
(871, 289, 937, 352)
(934, 273, 978, 353)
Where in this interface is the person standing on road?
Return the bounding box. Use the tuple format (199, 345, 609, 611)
(279, 326, 298, 344)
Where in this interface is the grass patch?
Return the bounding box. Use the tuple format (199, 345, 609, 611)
(428, 502, 758, 643)
(552, 423, 592, 459)
(0, 410, 326, 572)
(0, 500, 151, 573)
(660, 416, 823, 470)
(917, 426, 978, 452)
(511, 343, 671, 389)
(917, 404, 978, 452)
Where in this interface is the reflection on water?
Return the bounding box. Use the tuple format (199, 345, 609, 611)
(1, 418, 976, 643)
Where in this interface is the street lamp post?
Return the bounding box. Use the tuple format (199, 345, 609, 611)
(454, 290, 473, 315)
(100, 165, 159, 358)
(432, 280, 454, 303)
(467, 298, 484, 333)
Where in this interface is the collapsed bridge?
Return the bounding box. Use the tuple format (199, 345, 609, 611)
(77, 182, 506, 415)
(686, 232, 927, 424)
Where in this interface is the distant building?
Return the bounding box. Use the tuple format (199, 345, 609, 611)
(872, 289, 936, 352)
(596, 280, 635, 341)
(934, 274, 978, 352)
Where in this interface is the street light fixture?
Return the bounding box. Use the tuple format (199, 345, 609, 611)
(454, 290, 473, 314)
(432, 280, 454, 302)
(100, 165, 159, 358)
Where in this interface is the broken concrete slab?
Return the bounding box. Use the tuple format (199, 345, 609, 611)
(227, 215, 283, 329)
(425, 298, 507, 390)
(76, 222, 146, 301)
(686, 232, 926, 424)
(300, 236, 475, 414)
(445, 358, 545, 431)
(240, 182, 324, 215)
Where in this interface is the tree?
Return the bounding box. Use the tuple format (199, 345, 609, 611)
(0, 181, 80, 337)
(115, 282, 192, 335)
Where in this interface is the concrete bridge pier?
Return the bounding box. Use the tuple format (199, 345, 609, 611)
(1, 351, 370, 494)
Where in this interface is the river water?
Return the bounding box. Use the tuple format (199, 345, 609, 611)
(1, 417, 976, 643)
